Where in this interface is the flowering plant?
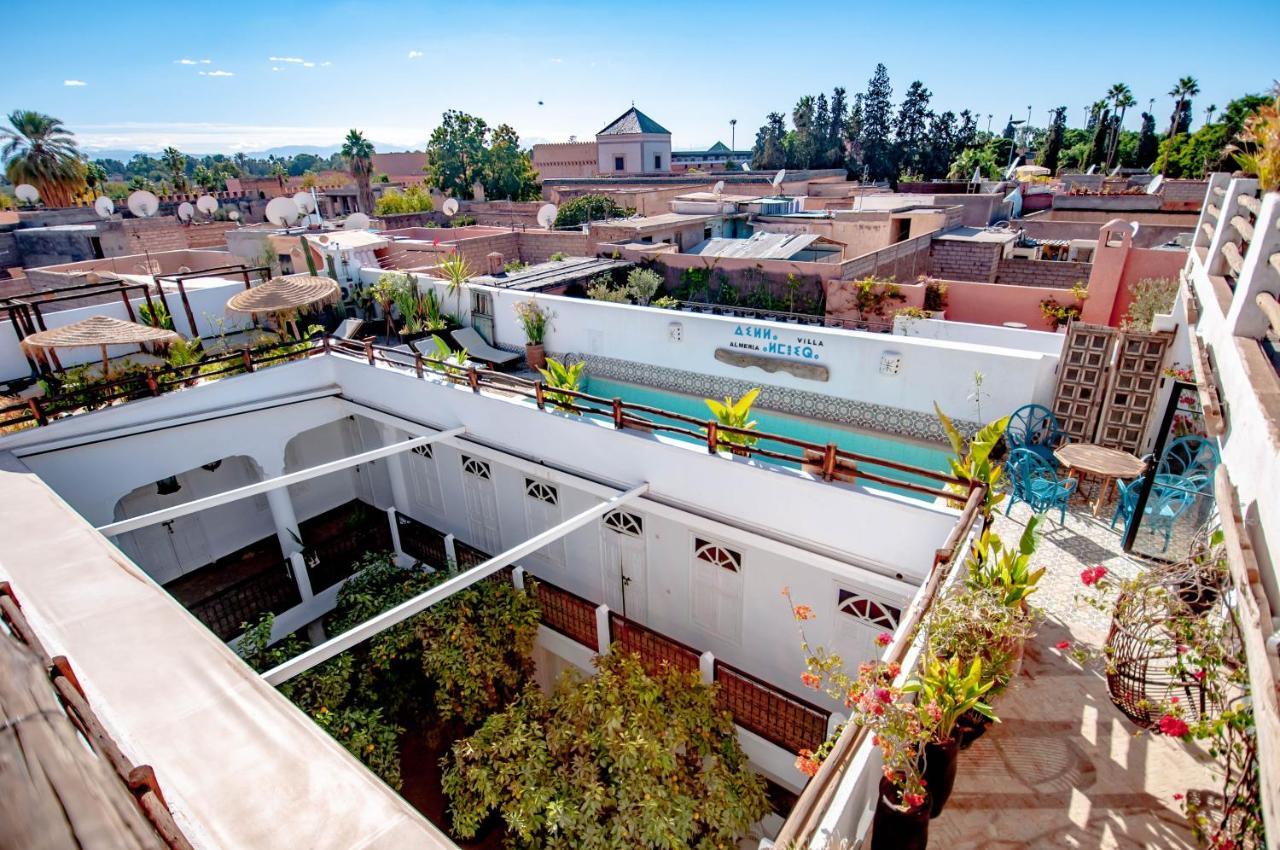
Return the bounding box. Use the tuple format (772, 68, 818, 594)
(513, 298, 551, 344)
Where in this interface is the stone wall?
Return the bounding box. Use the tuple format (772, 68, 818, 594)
(993, 258, 1091, 289)
(462, 201, 544, 228)
(927, 239, 1001, 282)
(515, 230, 592, 264)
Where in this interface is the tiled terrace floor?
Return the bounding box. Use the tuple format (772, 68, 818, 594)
(929, 501, 1218, 850)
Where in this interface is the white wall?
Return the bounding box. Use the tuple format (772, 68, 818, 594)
(0, 278, 248, 382)
(368, 269, 1060, 426)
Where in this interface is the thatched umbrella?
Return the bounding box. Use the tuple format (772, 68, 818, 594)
(226, 274, 340, 339)
(20, 315, 181, 377)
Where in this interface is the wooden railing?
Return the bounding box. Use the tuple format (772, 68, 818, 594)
(716, 659, 831, 754)
(531, 579, 599, 648)
(304, 518, 392, 593)
(395, 512, 448, 567)
(0, 582, 194, 850)
(186, 558, 301, 642)
(609, 612, 702, 677)
(3, 332, 963, 501)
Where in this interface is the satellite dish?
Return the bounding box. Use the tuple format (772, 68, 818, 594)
(196, 194, 219, 214)
(14, 184, 39, 203)
(228, 209, 240, 221)
(712, 180, 725, 196)
(93, 196, 115, 218)
(971, 167, 982, 183)
(177, 201, 195, 222)
(740, 162, 749, 172)
(442, 198, 459, 217)
(265, 196, 300, 226)
(344, 212, 370, 230)
(771, 169, 786, 191)
(536, 203, 558, 229)
(292, 192, 315, 213)
(127, 190, 160, 218)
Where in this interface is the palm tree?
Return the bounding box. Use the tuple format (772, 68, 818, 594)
(1105, 84, 1135, 169)
(162, 146, 188, 192)
(1204, 104, 1217, 125)
(1, 110, 85, 207)
(1166, 76, 1201, 140)
(83, 160, 109, 198)
(341, 129, 375, 214)
(233, 152, 249, 175)
(268, 160, 287, 192)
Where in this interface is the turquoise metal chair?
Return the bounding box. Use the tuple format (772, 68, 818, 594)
(1004, 404, 1063, 464)
(1111, 472, 1201, 530)
(1005, 448, 1077, 523)
(1157, 436, 1219, 489)
(1122, 475, 1199, 551)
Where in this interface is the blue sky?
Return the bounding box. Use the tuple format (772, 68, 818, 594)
(4, 0, 1275, 154)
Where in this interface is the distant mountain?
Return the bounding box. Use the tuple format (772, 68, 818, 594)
(82, 141, 424, 161)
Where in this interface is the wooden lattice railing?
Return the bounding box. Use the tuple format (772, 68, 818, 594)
(715, 659, 831, 754)
(395, 512, 448, 568)
(531, 579, 598, 648)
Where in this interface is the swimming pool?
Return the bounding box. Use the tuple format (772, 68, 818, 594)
(581, 376, 952, 500)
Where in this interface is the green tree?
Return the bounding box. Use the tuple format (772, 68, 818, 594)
(1165, 77, 1201, 150)
(750, 111, 787, 170)
(893, 80, 932, 179)
(162, 146, 187, 191)
(1105, 83, 1135, 169)
(83, 159, 109, 197)
(443, 652, 771, 849)
(787, 94, 817, 168)
(2, 110, 85, 207)
(925, 109, 957, 178)
(1135, 112, 1159, 167)
(1042, 106, 1067, 174)
(948, 146, 999, 180)
(340, 129, 376, 213)
(552, 193, 624, 228)
(482, 122, 540, 201)
(424, 109, 488, 199)
(825, 86, 848, 168)
(1086, 108, 1111, 169)
(860, 63, 896, 181)
(843, 93, 865, 177)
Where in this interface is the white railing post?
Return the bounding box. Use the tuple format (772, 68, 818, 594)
(1206, 177, 1259, 278)
(827, 711, 847, 739)
(1226, 192, 1280, 340)
(699, 650, 715, 685)
(443, 533, 457, 567)
(288, 551, 315, 601)
(1193, 173, 1232, 251)
(511, 565, 525, 590)
(595, 604, 611, 656)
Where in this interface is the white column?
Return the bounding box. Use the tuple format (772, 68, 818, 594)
(1225, 192, 1280, 339)
(381, 425, 412, 513)
(267, 486, 302, 557)
(443, 533, 457, 568)
(512, 566, 526, 590)
(385, 507, 405, 560)
(1206, 177, 1260, 278)
(595, 604, 611, 656)
(699, 650, 715, 685)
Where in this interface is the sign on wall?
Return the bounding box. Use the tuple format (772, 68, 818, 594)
(717, 324, 830, 382)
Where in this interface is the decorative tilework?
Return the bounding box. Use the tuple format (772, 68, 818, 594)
(573, 353, 979, 444)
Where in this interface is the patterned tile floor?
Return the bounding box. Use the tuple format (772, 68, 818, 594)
(928, 501, 1218, 849)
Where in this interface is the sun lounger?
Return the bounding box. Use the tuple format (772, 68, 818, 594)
(333, 318, 365, 340)
(450, 327, 521, 369)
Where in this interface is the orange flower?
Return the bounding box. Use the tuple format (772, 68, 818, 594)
(801, 672, 821, 690)
(793, 604, 815, 621)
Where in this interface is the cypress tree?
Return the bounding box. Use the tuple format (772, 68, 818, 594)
(1135, 112, 1159, 167)
(1042, 106, 1067, 175)
(860, 64, 895, 181)
(893, 81, 933, 179)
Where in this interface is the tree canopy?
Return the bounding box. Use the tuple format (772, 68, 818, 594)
(2, 109, 86, 207)
(443, 651, 771, 849)
(552, 193, 625, 228)
(424, 110, 540, 201)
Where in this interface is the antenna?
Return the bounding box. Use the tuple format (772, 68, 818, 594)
(442, 198, 459, 217)
(536, 203, 558, 229)
(265, 196, 301, 226)
(771, 169, 785, 192)
(196, 194, 219, 215)
(177, 201, 195, 222)
(127, 190, 160, 217)
(14, 184, 39, 203)
(93, 196, 115, 218)
(344, 212, 370, 230)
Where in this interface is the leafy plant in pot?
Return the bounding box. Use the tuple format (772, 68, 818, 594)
(513, 298, 550, 371)
(704, 388, 760, 456)
(538, 356, 585, 414)
(903, 654, 997, 817)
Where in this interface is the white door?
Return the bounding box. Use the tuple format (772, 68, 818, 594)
(691, 537, 743, 643)
(116, 483, 213, 584)
(407, 444, 442, 513)
(524, 479, 565, 568)
(460, 456, 501, 554)
(601, 511, 647, 621)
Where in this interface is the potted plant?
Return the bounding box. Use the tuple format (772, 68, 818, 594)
(514, 298, 550, 371)
(903, 654, 997, 817)
(538, 356, 585, 414)
(704, 388, 760, 456)
(369, 272, 409, 339)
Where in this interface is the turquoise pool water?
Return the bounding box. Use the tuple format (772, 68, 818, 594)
(581, 377, 951, 500)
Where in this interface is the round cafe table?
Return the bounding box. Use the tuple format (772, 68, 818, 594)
(1054, 443, 1148, 517)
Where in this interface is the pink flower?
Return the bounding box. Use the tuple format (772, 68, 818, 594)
(1080, 565, 1108, 586)
(801, 672, 821, 690)
(875, 632, 893, 647)
(874, 687, 893, 704)
(795, 749, 820, 777)
(1192, 670, 1206, 682)
(903, 792, 927, 809)
(792, 604, 815, 621)
(1158, 714, 1190, 738)
(1055, 640, 1071, 650)
(1173, 793, 1184, 800)
(1170, 696, 1179, 705)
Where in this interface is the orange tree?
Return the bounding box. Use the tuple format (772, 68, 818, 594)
(443, 652, 771, 849)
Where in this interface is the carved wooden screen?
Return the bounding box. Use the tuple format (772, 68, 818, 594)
(1051, 323, 1117, 444)
(1095, 330, 1171, 454)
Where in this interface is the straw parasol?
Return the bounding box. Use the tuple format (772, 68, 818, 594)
(20, 315, 182, 376)
(226, 275, 340, 339)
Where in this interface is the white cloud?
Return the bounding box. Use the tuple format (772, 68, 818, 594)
(74, 121, 426, 155)
(550, 57, 563, 64)
(302, 61, 315, 68)
(199, 70, 234, 77)
(175, 58, 198, 65)
(64, 79, 87, 86)
(407, 50, 423, 59)
(200, 59, 211, 64)
(320, 61, 332, 67)
(270, 56, 306, 63)
(272, 66, 282, 72)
